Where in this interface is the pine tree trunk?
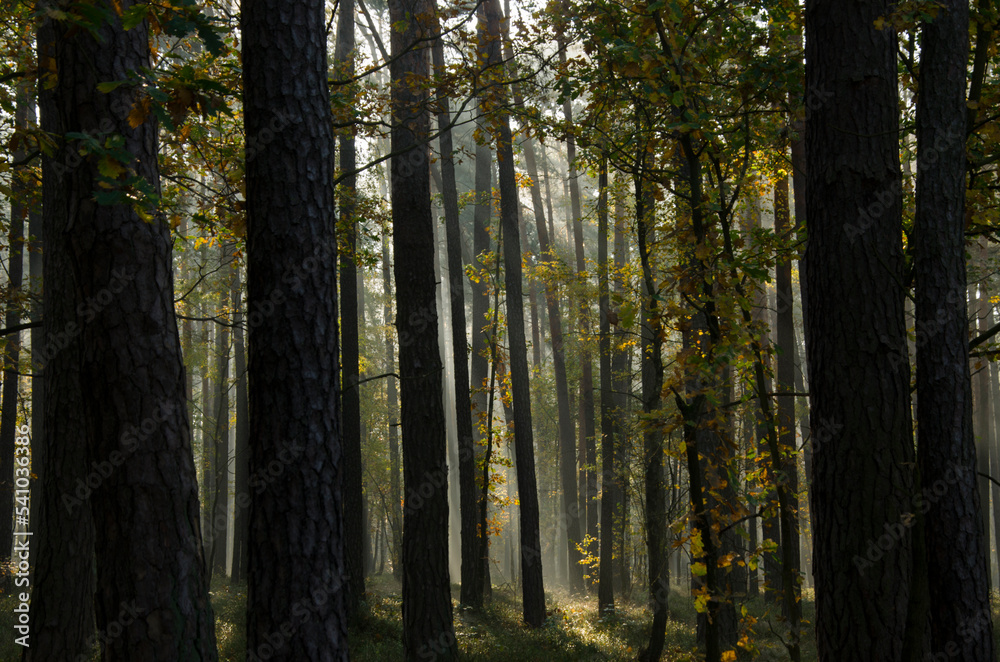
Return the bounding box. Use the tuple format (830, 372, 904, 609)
(597, 157, 616, 613)
(41, 4, 218, 657)
(242, 0, 349, 656)
(230, 265, 249, 585)
(26, 26, 96, 655)
(469, 110, 493, 596)
(388, 0, 459, 653)
(336, 0, 366, 617)
(805, 0, 916, 656)
(0, 88, 28, 568)
(485, 0, 546, 625)
(432, 35, 481, 608)
(773, 171, 801, 620)
(914, 3, 993, 653)
(611, 191, 630, 597)
(211, 280, 231, 577)
(382, 232, 403, 581)
(201, 317, 214, 542)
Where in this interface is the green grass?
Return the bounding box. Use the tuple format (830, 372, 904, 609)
(3, 574, 1000, 660)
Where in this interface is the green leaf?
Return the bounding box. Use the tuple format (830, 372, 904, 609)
(97, 81, 126, 93)
(121, 5, 149, 30)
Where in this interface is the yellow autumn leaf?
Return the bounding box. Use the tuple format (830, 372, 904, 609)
(691, 561, 707, 577)
(128, 97, 150, 129)
(97, 155, 125, 180)
(722, 650, 737, 662)
(694, 593, 709, 613)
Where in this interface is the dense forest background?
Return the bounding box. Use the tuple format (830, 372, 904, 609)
(0, 0, 998, 660)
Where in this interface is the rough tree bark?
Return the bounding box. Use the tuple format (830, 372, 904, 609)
(597, 157, 616, 613)
(40, 3, 218, 658)
(230, 264, 249, 585)
(915, 0, 995, 655)
(388, 0, 459, 653)
(242, 0, 349, 656)
(26, 19, 96, 657)
(336, 0, 366, 617)
(432, 33, 481, 608)
(805, 0, 916, 658)
(484, 0, 547, 625)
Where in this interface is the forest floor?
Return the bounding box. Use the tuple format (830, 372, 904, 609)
(213, 573, 813, 661)
(2, 574, 998, 660)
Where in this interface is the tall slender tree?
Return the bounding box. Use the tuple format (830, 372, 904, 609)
(432, 32, 480, 607)
(230, 264, 249, 584)
(1, 85, 29, 571)
(914, 0, 995, 658)
(243, 0, 349, 656)
(484, 0, 547, 624)
(596, 156, 616, 613)
(26, 17, 96, 656)
(388, 0, 458, 653)
(805, 0, 916, 658)
(336, 0, 366, 617)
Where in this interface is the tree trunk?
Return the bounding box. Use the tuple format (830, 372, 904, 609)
(773, 171, 801, 621)
(201, 316, 214, 542)
(597, 157, 616, 613)
(432, 34, 481, 609)
(915, 2, 996, 627)
(611, 189, 630, 597)
(989, 303, 1000, 592)
(915, 4, 993, 654)
(485, 0, 547, 625)
(805, 0, 916, 657)
(636, 168, 668, 662)
(0, 87, 28, 568)
(469, 103, 493, 597)
(230, 264, 249, 585)
(336, 0, 365, 618)
(25, 25, 96, 656)
(45, 12, 218, 660)
(42, 3, 218, 657)
(242, 0, 349, 656)
(974, 278, 994, 591)
(211, 280, 231, 577)
(382, 231, 403, 581)
(387, 0, 459, 653)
